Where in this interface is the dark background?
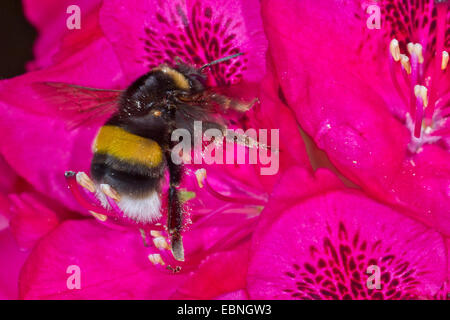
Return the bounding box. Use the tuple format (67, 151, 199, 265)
(0, 0, 36, 79)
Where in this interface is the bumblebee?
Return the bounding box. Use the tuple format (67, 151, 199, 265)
(33, 53, 256, 261)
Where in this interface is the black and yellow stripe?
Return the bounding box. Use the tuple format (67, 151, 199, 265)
(92, 125, 163, 168)
(90, 125, 166, 197)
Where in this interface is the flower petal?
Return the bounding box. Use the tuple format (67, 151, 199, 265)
(100, 0, 267, 84)
(247, 171, 447, 299)
(23, 0, 103, 70)
(171, 242, 250, 299)
(0, 33, 125, 213)
(262, 0, 450, 234)
(0, 229, 29, 299)
(19, 219, 186, 299)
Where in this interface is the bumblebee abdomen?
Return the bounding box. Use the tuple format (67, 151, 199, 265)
(93, 125, 163, 168)
(90, 125, 166, 199)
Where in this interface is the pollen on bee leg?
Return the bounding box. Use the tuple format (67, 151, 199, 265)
(76, 172, 95, 193)
(195, 168, 207, 188)
(389, 39, 401, 61)
(100, 184, 121, 202)
(150, 230, 170, 250)
(148, 253, 165, 266)
(442, 51, 449, 70)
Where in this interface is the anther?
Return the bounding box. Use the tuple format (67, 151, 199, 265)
(414, 85, 429, 107)
(442, 51, 449, 70)
(76, 172, 96, 193)
(153, 236, 170, 250)
(414, 43, 424, 64)
(100, 184, 121, 201)
(400, 54, 411, 74)
(89, 210, 108, 222)
(195, 168, 207, 188)
(389, 39, 401, 61)
(148, 253, 165, 266)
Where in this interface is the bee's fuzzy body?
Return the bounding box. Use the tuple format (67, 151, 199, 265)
(91, 125, 166, 223)
(89, 66, 195, 223)
(33, 52, 249, 261)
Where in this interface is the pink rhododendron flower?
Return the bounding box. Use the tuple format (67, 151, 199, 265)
(19, 204, 258, 299)
(0, 229, 29, 300)
(1, 0, 447, 301)
(99, 0, 267, 85)
(0, 0, 309, 300)
(262, 0, 450, 235)
(23, 0, 103, 70)
(247, 167, 448, 299)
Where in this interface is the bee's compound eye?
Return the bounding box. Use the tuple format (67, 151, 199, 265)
(152, 110, 162, 117)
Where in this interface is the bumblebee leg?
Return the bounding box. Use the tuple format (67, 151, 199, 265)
(165, 150, 185, 261)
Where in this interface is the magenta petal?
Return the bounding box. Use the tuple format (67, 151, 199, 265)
(248, 178, 447, 299)
(0, 35, 124, 212)
(19, 219, 186, 299)
(215, 289, 248, 300)
(100, 0, 267, 84)
(8, 192, 64, 250)
(171, 242, 250, 299)
(262, 0, 450, 234)
(0, 155, 24, 230)
(262, 0, 409, 189)
(0, 229, 29, 299)
(23, 0, 103, 70)
(388, 145, 450, 234)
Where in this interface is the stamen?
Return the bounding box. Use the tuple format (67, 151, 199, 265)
(414, 85, 429, 107)
(400, 54, 411, 74)
(100, 184, 121, 202)
(426, 0, 448, 121)
(195, 168, 207, 188)
(153, 235, 170, 250)
(413, 85, 428, 138)
(389, 39, 401, 61)
(388, 40, 408, 106)
(148, 253, 165, 266)
(76, 172, 95, 193)
(65, 171, 112, 217)
(407, 42, 414, 55)
(89, 211, 108, 222)
(414, 43, 424, 64)
(442, 51, 449, 70)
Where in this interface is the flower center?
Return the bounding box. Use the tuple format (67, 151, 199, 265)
(387, 0, 449, 152)
(141, 2, 247, 86)
(282, 222, 422, 300)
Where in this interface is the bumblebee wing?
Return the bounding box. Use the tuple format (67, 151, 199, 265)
(31, 82, 124, 130)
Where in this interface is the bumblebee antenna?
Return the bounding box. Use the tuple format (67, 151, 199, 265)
(199, 52, 244, 71)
